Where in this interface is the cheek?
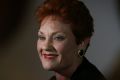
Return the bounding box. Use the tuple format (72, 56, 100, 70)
(37, 40, 40, 51)
(37, 40, 42, 53)
(54, 40, 77, 56)
(55, 44, 65, 53)
(54, 41, 71, 54)
(37, 40, 43, 61)
(54, 41, 77, 67)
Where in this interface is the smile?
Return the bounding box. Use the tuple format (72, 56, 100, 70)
(43, 54, 58, 59)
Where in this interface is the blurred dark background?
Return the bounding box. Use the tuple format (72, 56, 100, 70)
(0, 0, 120, 80)
(0, 0, 28, 46)
(117, 0, 120, 21)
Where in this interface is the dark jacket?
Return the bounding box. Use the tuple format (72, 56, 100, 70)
(49, 57, 106, 80)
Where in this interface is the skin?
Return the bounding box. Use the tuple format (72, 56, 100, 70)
(37, 16, 89, 80)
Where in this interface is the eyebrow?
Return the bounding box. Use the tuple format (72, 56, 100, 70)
(38, 30, 66, 35)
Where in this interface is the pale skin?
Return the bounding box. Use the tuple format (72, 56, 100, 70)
(37, 16, 90, 80)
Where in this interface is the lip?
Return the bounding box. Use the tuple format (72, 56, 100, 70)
(42, 53, 58, 59)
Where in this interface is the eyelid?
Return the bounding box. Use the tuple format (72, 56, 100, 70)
(53, 34, 66, 41)
(38, 35, 46, 40)
(54, 34, 66, 37)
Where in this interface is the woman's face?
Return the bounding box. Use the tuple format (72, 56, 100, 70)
(37, 16, 79, 71)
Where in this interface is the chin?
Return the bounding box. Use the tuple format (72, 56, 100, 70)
(42, 65, 56, 71)
(41, 61, 60, 71)
(40, 57, 61, 70)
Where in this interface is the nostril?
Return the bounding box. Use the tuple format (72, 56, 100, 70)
(45, 46, 54, 52)
(44, 45, 56, 52)
(45, 48, 52, 52)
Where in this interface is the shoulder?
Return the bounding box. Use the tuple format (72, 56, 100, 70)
(71, 57, 106, 80)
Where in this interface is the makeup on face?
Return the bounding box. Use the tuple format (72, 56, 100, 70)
(37, 16, 78, 71)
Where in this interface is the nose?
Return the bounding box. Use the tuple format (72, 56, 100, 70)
(42, 39, 55, 52)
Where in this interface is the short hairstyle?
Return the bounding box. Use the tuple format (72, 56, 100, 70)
(36, 0, 94, 44)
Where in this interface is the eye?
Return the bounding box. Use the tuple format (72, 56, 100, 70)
(54, 35, 65, 41)
(38, 35, 45, 40)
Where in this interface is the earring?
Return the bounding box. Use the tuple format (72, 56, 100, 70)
(78, 49, 85, 57)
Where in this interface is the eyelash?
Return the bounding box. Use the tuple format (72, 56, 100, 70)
(38, 35, 65, 41)
(38, 35, 45, 40)
(54, 36, 65, 41)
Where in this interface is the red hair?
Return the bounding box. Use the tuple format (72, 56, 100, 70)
(36, 0, 94, 44)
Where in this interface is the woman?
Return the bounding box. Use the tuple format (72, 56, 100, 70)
(36, 0, 106, 80)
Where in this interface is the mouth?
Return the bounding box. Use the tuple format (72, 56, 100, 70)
(42, 53, 58, 59)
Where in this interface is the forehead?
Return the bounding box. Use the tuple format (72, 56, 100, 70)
(39, 16, 72, 34)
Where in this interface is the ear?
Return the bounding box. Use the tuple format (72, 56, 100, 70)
(77, 37, 91, 50)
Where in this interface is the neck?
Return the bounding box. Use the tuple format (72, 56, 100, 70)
(55, 73, 70, 80)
